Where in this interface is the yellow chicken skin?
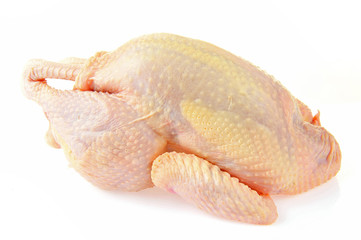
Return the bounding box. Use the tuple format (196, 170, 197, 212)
(22, 33, 341, 224)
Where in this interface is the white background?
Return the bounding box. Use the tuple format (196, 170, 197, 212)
(1, 0, 360, 239)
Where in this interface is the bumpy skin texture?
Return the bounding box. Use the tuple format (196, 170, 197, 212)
(23, 33, 341, 224)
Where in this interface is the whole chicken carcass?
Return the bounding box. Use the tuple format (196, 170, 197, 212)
(22, 33, 341, 224)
